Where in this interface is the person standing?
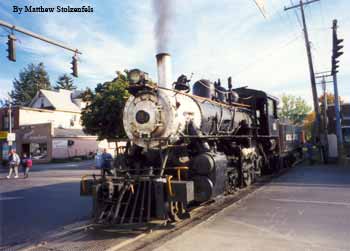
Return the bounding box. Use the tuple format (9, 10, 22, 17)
(6, 149, 20, 179)
(305, 140, 314, 165)
(21, 153, 32, 178)
(101, 149, 113, 177)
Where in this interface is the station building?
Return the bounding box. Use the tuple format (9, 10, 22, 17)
(0, 89, 111, 163)
(325, 103, 350, 157)
(326, 103, 350, 143)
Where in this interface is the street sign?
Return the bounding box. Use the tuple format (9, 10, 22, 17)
(7, 133, 15, 142)
(0, 131, 8, 139)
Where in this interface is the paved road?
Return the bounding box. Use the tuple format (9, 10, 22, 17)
(0, 160, 99, 248)
(155, 164, 350, 251)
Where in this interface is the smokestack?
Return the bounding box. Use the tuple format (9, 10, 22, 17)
(156, 53, 172, 89)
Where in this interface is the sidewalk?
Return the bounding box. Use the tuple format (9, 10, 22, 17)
(154, 163, 350, 251)
(0, 159, 95, 173)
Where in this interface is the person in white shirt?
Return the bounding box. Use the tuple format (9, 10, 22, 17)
(6, 149, 20, 179)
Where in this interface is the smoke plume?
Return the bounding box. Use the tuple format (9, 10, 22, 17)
(152, 0, 175, 53)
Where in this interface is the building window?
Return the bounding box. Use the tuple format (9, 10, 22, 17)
(343, 128, 350, 144)
(30, 143, 48, 160)
(2, 115, 14, 130)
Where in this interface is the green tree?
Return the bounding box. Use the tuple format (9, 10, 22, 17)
(54, 74, 77, 90)
(81, 72, 130, 140)
(303, 111, 315, 140)
(279, 94, 312, 124)
(9, 63, 51, 105)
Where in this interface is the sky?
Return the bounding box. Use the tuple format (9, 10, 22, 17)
(0, 0, 349, 106)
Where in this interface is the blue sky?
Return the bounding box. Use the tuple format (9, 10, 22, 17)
(0, 0, 349, 106)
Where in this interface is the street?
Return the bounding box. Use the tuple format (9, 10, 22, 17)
(0, 160, 98, 248)
(154, 163, 350, 251)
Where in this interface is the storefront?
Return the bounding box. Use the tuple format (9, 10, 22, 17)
(16, 123, 52, 163)
(1, 121, 109, 163)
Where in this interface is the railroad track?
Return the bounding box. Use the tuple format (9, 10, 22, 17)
(13, 162, 301, 251)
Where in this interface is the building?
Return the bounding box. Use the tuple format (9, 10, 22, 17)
(325, 103, 350, 157)
(326, 103, 350, 143)
(0, 89, 111, 163)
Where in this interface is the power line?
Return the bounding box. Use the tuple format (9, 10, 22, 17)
(271, 0, 300, 38)
(233, 33, 302, 77)
(319, 0, 326, 28)
(289, 0, 303, 29)
(284, 0, 321, 142)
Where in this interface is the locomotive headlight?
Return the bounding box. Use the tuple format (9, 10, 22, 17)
(128, 69, 149, 84)
(129, 69, 141, 84)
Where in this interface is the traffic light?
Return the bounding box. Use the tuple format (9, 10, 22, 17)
(71, 55, 78, 77)
(333, 38, 344, 58)
(7, 35, 16, 62)
(331, 20, 344, 75)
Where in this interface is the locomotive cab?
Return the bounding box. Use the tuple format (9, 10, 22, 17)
(234, 88, 279, 137)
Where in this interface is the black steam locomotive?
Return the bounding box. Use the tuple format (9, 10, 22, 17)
(81, 67, 304, 224)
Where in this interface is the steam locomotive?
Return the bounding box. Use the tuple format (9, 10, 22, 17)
(81, 53, 304, 224)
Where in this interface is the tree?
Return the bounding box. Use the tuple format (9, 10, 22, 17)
(81, 72, 130, 140)
(318, 92, 343, 105)
(9, 63, 51, 105)
(54, 74, 77, 90)
(303, 111, 315, 140)
(279, 94, 312, 124)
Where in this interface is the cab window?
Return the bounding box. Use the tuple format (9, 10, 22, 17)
(267, 99, 277, 118)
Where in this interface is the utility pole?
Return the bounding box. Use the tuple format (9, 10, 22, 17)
(331, 19, 344, 159)
(315, 73, 333, 162)
(321, 77, 328, 162)
(8, 99, 13, 150)
(284, 0, 321, 142)
(321, 77, 328, 136)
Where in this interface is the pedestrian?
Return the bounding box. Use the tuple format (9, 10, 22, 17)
(21, 153, 32, 178)
(101, 149, 113, 177)
(305, 140, 314, 165)
(6, 149, 20, 179)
